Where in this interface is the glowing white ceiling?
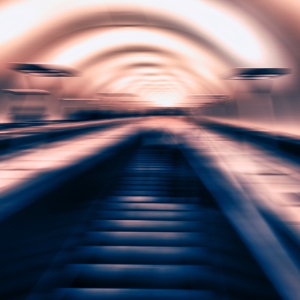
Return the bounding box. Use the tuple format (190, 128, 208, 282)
(0, 0, 292, 107)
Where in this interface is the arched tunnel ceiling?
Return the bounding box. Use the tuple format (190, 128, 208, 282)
(231, 0, 300, 61)
(0, 0, 297, 108)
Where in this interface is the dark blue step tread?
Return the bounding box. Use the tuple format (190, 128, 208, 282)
(82, 231, 208, 247)
(64, 265, 282, 299)
(67, 264, 213, 289)
(94, 210, 206, 221)
(110, 190, 172, 197)
(116, 176, 197, 181)
(105, 196, 199, 203)
(97, 203, 201, 211)
(113, 184, 200, 190)
(69, 246, 210, 265)
(67, 245, 260, 277)
(89, 220, 206, 232)
(110, 184, 202, 196)
(116, 179, 185, 184)
(119, 173, 175, 178)
(54, 288, 215, 300)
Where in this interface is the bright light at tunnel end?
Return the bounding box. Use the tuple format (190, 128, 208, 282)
(146, 92, 182, 107)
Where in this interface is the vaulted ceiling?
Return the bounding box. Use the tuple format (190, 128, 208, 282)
(0, 0, 298, 109)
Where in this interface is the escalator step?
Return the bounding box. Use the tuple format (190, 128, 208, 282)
(68, 264, 213, 289)
(97, 202, 201, 211)
(69, 246, 210, 265)
(95, 210, 206, 221)
(54, 288, 215, 300)
(82, 231, 208, 247)
(89, 220, 206, 232)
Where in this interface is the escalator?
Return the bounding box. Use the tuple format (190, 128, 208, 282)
(28, 142, 282, 300)
(1, 140, 282, 299)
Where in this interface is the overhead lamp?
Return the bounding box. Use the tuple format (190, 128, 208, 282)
(227, 68, 290, 80)
(7, 63, 79, 77)
(2, 89, 50, 95)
